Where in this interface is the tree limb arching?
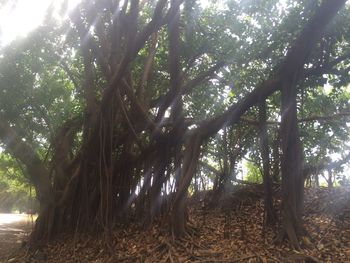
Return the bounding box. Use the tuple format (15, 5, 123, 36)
(0, 114, 52, 205)
(171, 0, 348, 238)
(0, 114, 56, 240)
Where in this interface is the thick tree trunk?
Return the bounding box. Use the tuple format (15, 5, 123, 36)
(279, 74, 305, 249)
(144, 145, 170, 226)
(171, 134, 202, 237)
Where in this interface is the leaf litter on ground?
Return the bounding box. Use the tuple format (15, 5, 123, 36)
(5, 186, 350, 263)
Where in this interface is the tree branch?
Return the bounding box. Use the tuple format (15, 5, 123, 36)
(0, 114, 52, 205)
(302, 52, 350, 78)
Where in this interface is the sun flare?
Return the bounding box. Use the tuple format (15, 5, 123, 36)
(0, 0, 81, 47)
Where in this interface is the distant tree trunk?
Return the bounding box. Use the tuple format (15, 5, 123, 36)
(327, 169, 333, 188)
(214, 128, 231, 197)
(258, 101, 276, 225)
(315, 174, 320, 187)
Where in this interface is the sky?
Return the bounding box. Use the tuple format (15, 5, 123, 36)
(0, 0, 217, 47)
(0, 0, 221, 47)
(0, 0, 80, 47)
(0, 0, 283, 47)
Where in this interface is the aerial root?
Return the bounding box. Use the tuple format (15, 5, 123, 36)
(288, 253, 321, 263)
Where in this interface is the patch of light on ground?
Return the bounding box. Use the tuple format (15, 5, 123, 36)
(0, 213, 32, 225)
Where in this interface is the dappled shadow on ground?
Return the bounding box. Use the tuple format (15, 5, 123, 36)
(8, 187, 350, 262)
(0, 214, 33, 261)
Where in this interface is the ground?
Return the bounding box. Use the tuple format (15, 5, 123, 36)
(2, 186, 350, 262)
(0, 214, 33, 262)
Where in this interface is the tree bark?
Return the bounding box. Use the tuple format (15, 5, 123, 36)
(170, 0, 347, 237)
(258, 101, 276, 225)
(0, 114, 52, 207)
(327, 168, 333, 188)
(172, 134, 202, 236)
(0, 114, 54, 240)
(279, 73, 305, 249)
(272, 130, 280, 182)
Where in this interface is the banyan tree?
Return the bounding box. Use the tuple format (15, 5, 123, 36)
(0, 0, 349, 249)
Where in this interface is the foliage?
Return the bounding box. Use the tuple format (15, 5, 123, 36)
(245, 161, 263, 183)
(0, 0, 349, 245)
(0, 153, 37, 212)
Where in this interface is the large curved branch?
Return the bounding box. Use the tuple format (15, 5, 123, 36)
(0, 114, 52, 205)
(194, 0, 347, 141)
(171, 0, 347, 237)
(240, 111, 350, 127)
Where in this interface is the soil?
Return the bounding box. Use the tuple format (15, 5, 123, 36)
(4, 186, 350, 262)
(0, 214, 34, 262)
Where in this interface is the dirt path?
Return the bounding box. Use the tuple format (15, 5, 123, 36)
(0, 214, 34, 261)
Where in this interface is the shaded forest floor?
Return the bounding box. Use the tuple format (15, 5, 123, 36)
(0, 214, 33, 262)
(4, 186, 350, 263)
